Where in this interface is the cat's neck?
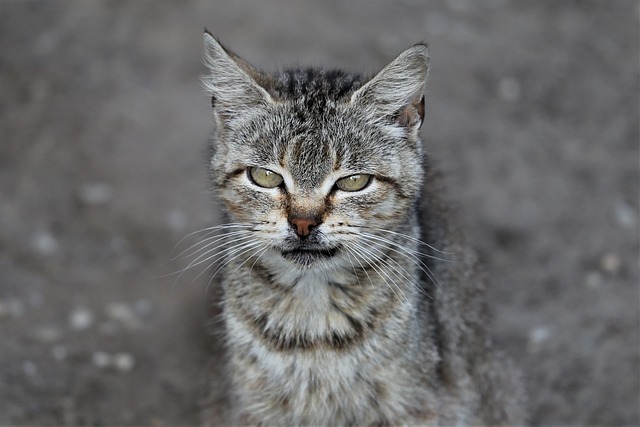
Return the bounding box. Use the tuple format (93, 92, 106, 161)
(222, 219, 426, 351)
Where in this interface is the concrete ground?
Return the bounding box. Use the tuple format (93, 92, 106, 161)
(1, 1, 638, 425)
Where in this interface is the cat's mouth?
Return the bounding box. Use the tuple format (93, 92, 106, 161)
(280, 246, 341, 265)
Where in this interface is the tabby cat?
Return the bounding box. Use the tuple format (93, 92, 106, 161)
(199, 31, 525, 425)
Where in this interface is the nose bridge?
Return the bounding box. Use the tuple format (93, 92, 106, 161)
(286, 134, 333, 191)
(289, 191, 325, 219)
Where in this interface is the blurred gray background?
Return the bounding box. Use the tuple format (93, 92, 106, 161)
(1, 1, 638, 425)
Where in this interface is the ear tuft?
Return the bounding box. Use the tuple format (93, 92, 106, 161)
(351, 43, 429, 131)
(202, 33, 272, 123)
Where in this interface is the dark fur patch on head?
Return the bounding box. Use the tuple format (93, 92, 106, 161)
(273, 68, 363, 102)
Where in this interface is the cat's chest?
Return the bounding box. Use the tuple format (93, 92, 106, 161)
(228, 327, 427, 425)
(221, 255, 436, 423)
(224, 268, 430, 424)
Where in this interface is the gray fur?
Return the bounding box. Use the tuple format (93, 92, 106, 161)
(202, 32, 525, 425)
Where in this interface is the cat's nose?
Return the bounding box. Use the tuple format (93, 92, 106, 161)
(289, 216, 320, 238)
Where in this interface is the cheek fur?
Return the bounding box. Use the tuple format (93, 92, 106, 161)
(330, 181, 413, 227)
(221, 178, 286, 223)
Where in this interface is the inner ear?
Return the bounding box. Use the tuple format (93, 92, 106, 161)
(396, 95, 425, 129)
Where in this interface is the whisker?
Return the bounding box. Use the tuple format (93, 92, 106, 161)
(177, 234, 256, 274)
(169, 223, 255, 258)
(343, 245, 376, 288)
(204, 241, 267, 295)
(361, 231, 452, 264)
(352, 241, 413, 298)
(189, 239, 264, 283)
(229, 243, 270, 280)
(168, 236, 257, 286)
(357, 237, 432, 300)
(349, 241, 411, 309)
(360, 226, 454, 256)
(249, 245, 271, 276)
(352, 240, 423, 329)
(344, 250, 362, 288)
(360, 232, 444, 290)
(171, 229, 253, 260)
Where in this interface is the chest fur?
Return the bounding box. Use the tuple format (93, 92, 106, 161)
(222, 266, 434, 424)
(226, 314, 431, 425)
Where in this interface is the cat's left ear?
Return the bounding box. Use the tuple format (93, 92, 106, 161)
(350, 43, 429, 131)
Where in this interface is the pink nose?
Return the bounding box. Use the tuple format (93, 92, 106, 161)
(289, 217, 319, 237)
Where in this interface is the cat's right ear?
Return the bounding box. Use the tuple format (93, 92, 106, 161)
(202, 32, 273, 124)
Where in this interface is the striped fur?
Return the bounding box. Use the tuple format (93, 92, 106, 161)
(202, 32, 525, 425)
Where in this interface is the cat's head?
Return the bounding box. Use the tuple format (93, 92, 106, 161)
(203, 33, 428, 271)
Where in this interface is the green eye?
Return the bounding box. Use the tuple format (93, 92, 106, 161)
(335, 174, 372, 192)
(248, 167, 284, 188)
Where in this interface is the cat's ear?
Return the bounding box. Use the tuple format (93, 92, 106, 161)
(350, 43, 429, 131)
(202, 31, 273, 123)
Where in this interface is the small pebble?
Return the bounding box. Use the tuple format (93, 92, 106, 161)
(69, 307, 94, 331)
(51, 345, 68, 361)
(33, 326, 62, 343)
(134, 299, 153, 317)
(527, 326, 551, 351)
(98, 320, 120, 336)
(106, 302, 131, 319)
(92, 351, 112, 368)
(585, 271, 603, 289)
(79, 182, 113, 205)
(113, 353, 136, 372)
(23, 361, 38, 377)
(0, 298, 25, 319)
(498, 77, 522, 102)
(613, 202, 637, 229)
(106, 302, 141, 329)
(600, 254, 621, 274)
(32, 231, 58, 256)
(91, 351, 135, 372)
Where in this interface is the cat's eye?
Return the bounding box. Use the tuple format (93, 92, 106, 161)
(335, 174, 372, 192)
(248, 167, 284, 188)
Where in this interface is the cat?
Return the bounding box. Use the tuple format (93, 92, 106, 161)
(198, 31, 525, 425)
